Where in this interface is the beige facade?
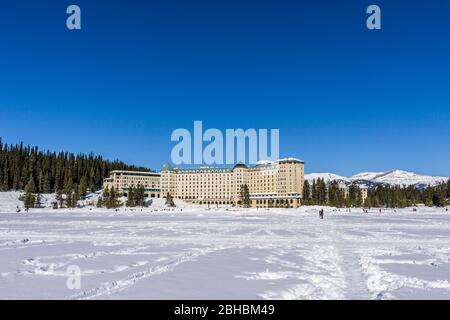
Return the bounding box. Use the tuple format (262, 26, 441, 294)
(103, 158, 305, 208)
(361, 186, 368, 203)
(103, 170, 162, 198)
(338, 182, 369, 203)
(161, 158, 304, 208)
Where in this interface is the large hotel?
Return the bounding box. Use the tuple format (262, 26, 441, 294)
(103, 158, 305, 208)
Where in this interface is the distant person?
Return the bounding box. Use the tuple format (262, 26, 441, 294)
(319, 209, 324, 219)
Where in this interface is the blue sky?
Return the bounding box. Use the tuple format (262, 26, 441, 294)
(0, 0, 449, 176)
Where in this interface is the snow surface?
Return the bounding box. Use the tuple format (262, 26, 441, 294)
(350, 172, 386, 182)
(1, 192, 450, 300)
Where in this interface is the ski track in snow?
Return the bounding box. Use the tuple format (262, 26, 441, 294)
(1, 204, 450, 299)
(69, 246, 226, 300)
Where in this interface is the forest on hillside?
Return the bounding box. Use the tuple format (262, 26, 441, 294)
(0, 138, 151, 194)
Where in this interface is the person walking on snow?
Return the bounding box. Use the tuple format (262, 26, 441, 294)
(319, 209, 324, 219)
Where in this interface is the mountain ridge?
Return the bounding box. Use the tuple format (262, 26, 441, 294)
(305, 170, 449, 188)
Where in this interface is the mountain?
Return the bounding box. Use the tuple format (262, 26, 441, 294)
(305, 170, 448, 188)
(350, 172, 384, 181)
(305, 173, 350, 184)
(350, 170, 448, 188)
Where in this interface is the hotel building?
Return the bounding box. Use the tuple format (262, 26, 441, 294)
(104, 158, 305, 208)
(103, 170, 162, 198)
(337, 182, 369, 203)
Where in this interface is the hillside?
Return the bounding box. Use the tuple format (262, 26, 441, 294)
(0, 138, 152, 193)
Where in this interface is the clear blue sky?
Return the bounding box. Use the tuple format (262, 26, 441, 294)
(0, 0, 449, 176)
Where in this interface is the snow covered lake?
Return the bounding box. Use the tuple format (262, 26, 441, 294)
(1, 198, 450, 299)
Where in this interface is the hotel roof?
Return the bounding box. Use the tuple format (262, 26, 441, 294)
(110, 170, 160, 176)
(161, 157, 304, 172)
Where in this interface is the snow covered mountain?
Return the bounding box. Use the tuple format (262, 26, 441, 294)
(351, 170, 448, 188)
(350, 172, 385, 181)
(305, 170, 448, 188)
(305, 173, 350, 184)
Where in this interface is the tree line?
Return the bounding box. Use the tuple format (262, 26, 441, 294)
(302, 178, 450, 208)
(0, 138, 151, 209)
(364, 182, 449, 208)
(302, 179, 351, 206)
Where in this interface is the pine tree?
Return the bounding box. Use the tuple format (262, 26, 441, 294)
(317, 178, 327, 205)
(244, 184, 251, 208)
(311, 180, 317, 205)
(126, 186, 135, 207)
(363, 196, 371, 208)
(35, 193, 43, 208)
(371, 195, 379, 208)
(70, 191, 79, 208)
(56, 189, 65, 208)
(356, 188, 363, 207)
(302, 180, 310, 205)
(165, 192, 175, 207)
(12, 170, 20, 191)
(447, 179, 450, 198)
(348, 184, 361, 207)
(432, 194, 444, 207)
(77, 176, 87, 198)
(63, 178, 73, 197)
(43, 173, 51, 193)
(66, 191, 73, 208)
(239, 184, 250, 208)
(135, 184, 146, 207)
(54, 163, 62, 192)
(105, 187, 120, 209)
(97, 197, 103, 208)
(0, 168, 3, 192)
(37, 171, 44, 194)
(25, 174, 36, 194)
(23, 191, 35, 210)
(328, 181, 343, 207)
(23, 177, 37, 210)
(1, 167, 8, 191)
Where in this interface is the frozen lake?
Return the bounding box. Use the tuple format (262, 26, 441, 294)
(1, 204, 450, 300)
